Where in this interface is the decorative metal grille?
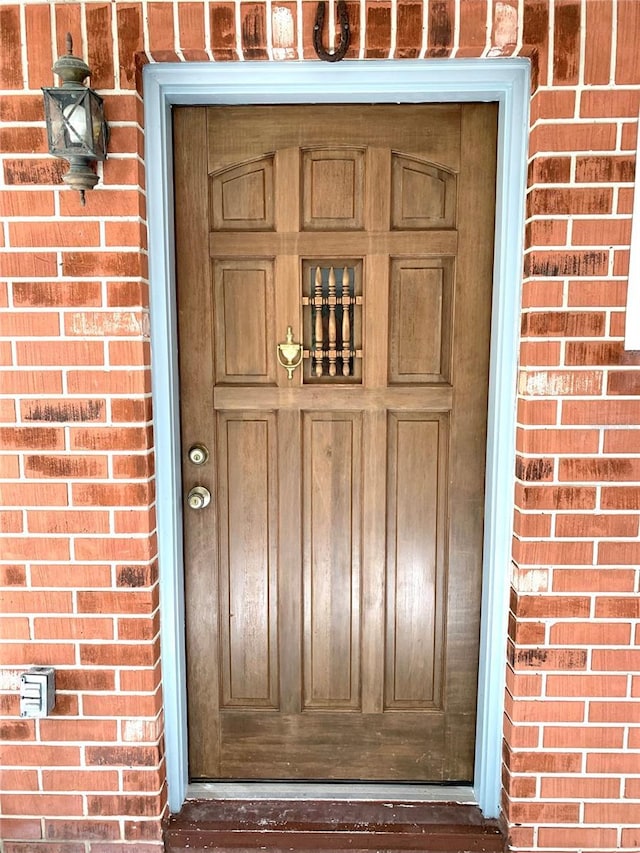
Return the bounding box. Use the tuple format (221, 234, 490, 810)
(302, 262, 362, 383)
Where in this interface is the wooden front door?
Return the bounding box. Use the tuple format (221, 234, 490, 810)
(174, 104, 497, 782)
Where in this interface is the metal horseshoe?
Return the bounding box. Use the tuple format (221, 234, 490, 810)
(313, 0, 350, 62)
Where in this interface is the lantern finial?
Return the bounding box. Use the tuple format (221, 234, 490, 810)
(52, 33, 91, 88)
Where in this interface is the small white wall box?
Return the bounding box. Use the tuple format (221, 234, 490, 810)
(20, 667, 56, 717)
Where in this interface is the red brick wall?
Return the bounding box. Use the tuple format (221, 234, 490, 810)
(0, 2, 638, 851)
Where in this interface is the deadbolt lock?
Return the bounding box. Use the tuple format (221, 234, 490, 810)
(188, 444, 209, 465)
(187, 486, 211, 510)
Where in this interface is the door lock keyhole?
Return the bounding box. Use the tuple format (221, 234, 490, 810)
(188, 444, 209, 465)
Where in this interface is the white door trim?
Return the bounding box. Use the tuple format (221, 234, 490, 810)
(144, 59, 530, 817)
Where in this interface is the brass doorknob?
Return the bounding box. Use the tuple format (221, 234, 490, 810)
(187, 486, 211, 510)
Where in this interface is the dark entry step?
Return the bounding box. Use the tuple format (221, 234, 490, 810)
(164, 800, 506, 852)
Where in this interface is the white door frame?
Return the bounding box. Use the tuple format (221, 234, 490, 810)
(144, 59, 530, 817)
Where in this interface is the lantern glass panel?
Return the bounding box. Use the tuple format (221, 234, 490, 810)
(87, 90, 108, 161)
(42, 88, 107, 161)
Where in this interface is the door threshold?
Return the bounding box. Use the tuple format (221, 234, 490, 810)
(186, 781, 476, 803)
(166, 795, 504, 852)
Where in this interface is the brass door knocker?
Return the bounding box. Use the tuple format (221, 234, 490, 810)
(277, 326, 303, 380)
(313, 1, 350, 62)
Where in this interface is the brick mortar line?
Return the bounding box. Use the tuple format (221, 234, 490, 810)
(530, 115, 640, 125)
(0, 119, 141, 127)
(532, 85, 639, 94)
(506, 732, 640, 738)
(526, 186, 637, 193)
(511, 536, 640, 541)
(528, 149, 637, 157)
(576, 0, 587, 92)
(526, 215, 633, 221)
(0, 214, 144, 221)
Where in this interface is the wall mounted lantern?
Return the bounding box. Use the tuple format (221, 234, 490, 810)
(42, 33, 109, 204)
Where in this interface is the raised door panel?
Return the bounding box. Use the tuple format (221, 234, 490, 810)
(213, 259, 276, 384)
(391, 154, 457, 230)
(389, 258, 453, 384)
(302, 412, 362, 710)
(217, 412, 279, 709)
(385, 412, 447, 710)
(210, 156, 275, 231)
(302, 148, 365, 230)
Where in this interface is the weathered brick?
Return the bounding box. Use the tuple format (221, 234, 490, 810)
(546, 674, 628, 697)
(69, 426, 152, 451)
(12, 281, 102, 307)
(0, 190, 55, 218)
(117, 4, 144, 87)
(16, 341, 104, 367)
(66, 369, 150, 395)
(25, 3, 53, 90)
(552, 0, 580, 86)
(0, 252, 59, 279)
(62, 252, 145, 279)
(521, 311, 605, 337)
(33, 615, 113, 639)
(3, 158, 65, 186)
(516, 485, 597, 510)
(77, 589, 158, 615)
(395, 2, 422, 59)
(366, 1, 392, 59)
(120, 668, 161, 693)
(86, 4, 115, 89)
(74, 536, 156, 562)
(525, 218, 567, 248)
(528, 156, 571, 184)
(83, 691, 160, 717)
(565, 341, 640, 366)
(542, 732, 624, 753)
(584, 0, 612, 84)
(0, 6, 23, 88)
(616, 0, 640, 84)
(525, 249, 609, 277)
(39, 719, 118, 743)
(507, 750, 581, 774)
(9, 221, 101, 248)
(530, 123, 617, 154)
(457, 0, 488, 56)
(85, 746, 160, 767)
(563, 400, 640, 426)
(80, 643, 159, 667)
(27, 510, 109, 535)
(568, 279, 627, 308)
(575, 155, 636, 183)
(560, 457, 640, 482)
(178, 2, 209, 61)
(518, 340, 562, 366)
(106, 281, 149, 308)
(54, 668, 115, 691)
(45, 819, 120, 841)
(25, 454, 108, 479)
(0, 640, 75, 665)
(586, 749, 640, 772)
(210, 2, 238, 60)
(1, 794, 83, 817)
